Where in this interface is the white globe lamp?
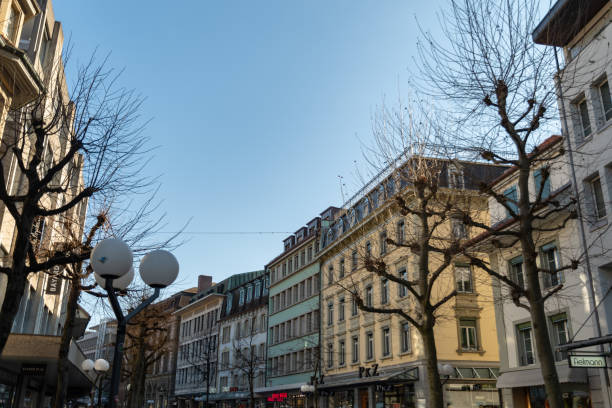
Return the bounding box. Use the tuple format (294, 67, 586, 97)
(81, 359, 94, 372)
(95, 267, 134, 290)
(90, 239, 133, 278)
(139, 250, 179, 288)
(94, 359, 110, 372)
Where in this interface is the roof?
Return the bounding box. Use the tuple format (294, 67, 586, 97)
(489, 135, 563, 187)
(532, 0, 608, 46)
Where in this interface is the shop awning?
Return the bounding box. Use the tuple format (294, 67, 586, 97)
(319, 367, 419, 390)
(496, 364, 587, 389)
(255, 382, 306, 394)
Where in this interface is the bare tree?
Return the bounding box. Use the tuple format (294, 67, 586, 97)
(387, 1, 605, 406)
(0, 50, 155, 355)
(327, 96, 508, 408)
(226, 324, 266, 408)
(123, 293, 172, 408)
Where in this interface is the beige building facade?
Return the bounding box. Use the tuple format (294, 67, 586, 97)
(317, 159, 505, 408)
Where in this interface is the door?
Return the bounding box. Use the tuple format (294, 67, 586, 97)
(359, 389, 368, 408)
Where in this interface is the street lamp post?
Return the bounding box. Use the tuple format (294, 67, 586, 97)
(82, 358, 110, 408)
(91, 239, 179, 408)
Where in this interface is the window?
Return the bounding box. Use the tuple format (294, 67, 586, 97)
(590, 176, 606, 219)
(534, 168, 551, 200)
(339, 297, 345, 321)
(455, 266, 473, 293)
(307, 278, 312, 297)
(382, 327, 391, 356)
(339, 340, 346, 366)
(400, 323, 411, 353)
(577, 98, 592, 138)
(352, 336, 359, 362)
(239, 288, 245, 305)
(339, 258, 345, 278)
(397, 220, 405, 244)
(459, 319, 478, 351)
(246, 285, 253, 302)
(398, 268, 407, 297)
(351, 250, 358, 270)
(517, 322, 535, 365)
(366, 332, 374, 360)
(510, 256, 525, 289)
(365, 241, 371, 258)
(328, 265, 334, 285)
(380, 231, 387, 255)
(4, 5, 19, 42)
(449, 165, 464, 189)
(327, 343, 333, 368)
(295, 255, 299, 270)
(550, 313, 569, 361)
(381, 279, 388, 304)
(540, 243, 562, 288)
(599, 79, 612, 122)
(327, 301, 334, 326)
(288, 259, 293, 274)
(226, 294, 233, 314)
(351, 297, 358, 316)
(307, 246, 313, 262)
(451, 216, 468, 239)
(222, 326, 230, 343)
(221, 350, 230, 367)
(503, 186, 518, 216)
(301, 250, 306, 265)
(255, 281, 261, 298)
(365, 285, 373, 307)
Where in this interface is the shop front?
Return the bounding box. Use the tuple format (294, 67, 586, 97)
(320, 365, 420, 408)
(496, 364, 589, 408)
(255, 384, 312, 408)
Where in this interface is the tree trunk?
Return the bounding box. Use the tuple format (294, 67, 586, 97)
(128, 326, 147, 408)
(516, 162, 563, 408)
(53, 274, 80, 408)
(0, 218, 34, 353)
(420, 322, 444, 408)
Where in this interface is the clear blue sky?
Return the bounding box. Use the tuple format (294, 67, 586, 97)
(53, 1, 459, 292)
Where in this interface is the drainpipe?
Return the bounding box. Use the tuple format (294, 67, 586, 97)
(553, 47, 612, 407)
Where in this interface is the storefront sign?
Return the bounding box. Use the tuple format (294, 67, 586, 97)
(358, 363, 379, 378)
(46, 275, 61, 295)
(569, 355, 607, 368)
(267, 393, 288, 402)
(21, 364, 46, 376)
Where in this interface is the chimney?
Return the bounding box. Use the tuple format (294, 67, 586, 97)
(198, 275, 212, 292)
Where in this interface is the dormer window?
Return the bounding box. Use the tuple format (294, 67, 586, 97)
(246, 285, 253, 302)
(448, 164, 464, 189)
(226, 294, 233, 314)
(255, 281, 261, 298)
(239, 288, 245, 306)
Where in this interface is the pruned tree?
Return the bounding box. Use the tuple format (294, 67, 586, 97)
(396, 0, 606, 406)
(123, 290, 172, 408)
(227, 322, 266, 408)
(0, 48, 155, 356)
(329, 99, 505, 408)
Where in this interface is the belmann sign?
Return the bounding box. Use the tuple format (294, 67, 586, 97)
(569, 355, 607, 368)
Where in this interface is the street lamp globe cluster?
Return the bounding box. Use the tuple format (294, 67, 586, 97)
(89, 238, 179, 408)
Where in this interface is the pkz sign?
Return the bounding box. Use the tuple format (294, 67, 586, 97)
(569, 355, 607, 368)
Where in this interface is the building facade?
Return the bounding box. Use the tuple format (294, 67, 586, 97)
(487, 2, 612, 406)
(174, 273, 262, 408)
(143, 289, 196, 408)
(317, 159, 506, 408)
(216, 271, 267, 408)
(481, 136, 599, 407)
(0, 0, 92, 406)
(259, 216, 324, 408)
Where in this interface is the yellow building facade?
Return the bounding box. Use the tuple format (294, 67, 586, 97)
(317, 159, 505, 408)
